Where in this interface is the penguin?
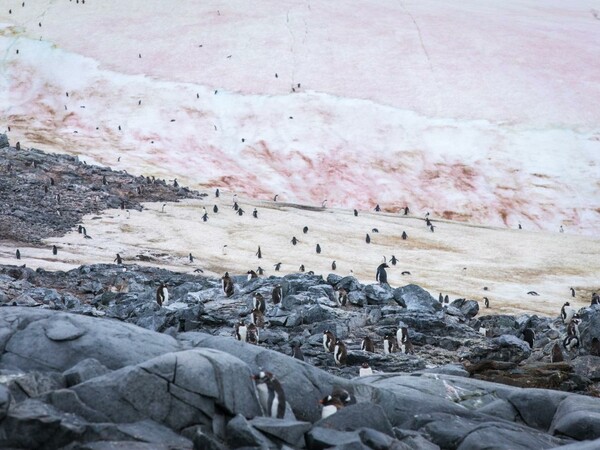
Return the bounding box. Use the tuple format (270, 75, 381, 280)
(372, 228, 379, 233)
(591, 337, 600, 357)
(561, 302, 576, 324)
(222, 245, 228, 255)
(439, 293, 443, 303)
(222, 272, 234, 297)
(404, 206, 409, 215)
(551, 342, 564, 362)
(291, 237, 298, 245)
(401, 231, 408, 240)
(102, 175, 107, 185)
(303, 226, 309, 234)
(213, 205, 218, 213)
(16, 142, 21, 150)
(247, 323, 259, 344)
(592, 293, 600, 306)
(215, 188, 220, 197)
(359, 362, 373, 377)
(189, 253, 194, 263)
(383, 335, 395, 354)
(156, 283, 169, 307)
(354, 209, 358, 217)
(252, 208, 258, 218)
(274, 262, 282, 271)
(52, 245, 57, 255)
(257, 266, 265, 275)
(237, 208, 245, 216)
(336, 288, 348, 307)
(235, 320, 248, 342)
(250, 308, 265, 328)
(319, 394, 344, 419)
(518, 223, 522, 229)
(361, 336, 375, 353)
(114, 254, 122, 264)
(299, 265, 305, 272)
(173, 179, 179, 188)
(252, 371, 286, 419)
(484, 297, 490, 308)
(397, 327, 414, 354)
(527, 291, 539, 296)
(256, 246, 262, 259)
(366, 234, 371, 244)
(247, 270, 258, 281)
(522, 328, 535, 348)
(272, 285, 283, 304)
(374, 204, 381, 212)
(331, 261, 337, 271)
(430, 225, 435, 232)
(333, 340, 347, 365)
(323, 330, 336, 352)
(376, 263, 389, 285)
(570, 287, 575, 298)
(233, 202, 239, 211)
(444, 295, 449, 304)
(253, 292, 266, 313)
(16, 249, 21, 260)
(390, 255, 398, 265)
(563, 316, 581, 351)
(321, 199, 328, 208)
(291, 343, 305, 361)
(273, 194, 279, 202)
(316, 244, 321, 254)
(401, 271, 411, 276)
(426, 218, 431, 227)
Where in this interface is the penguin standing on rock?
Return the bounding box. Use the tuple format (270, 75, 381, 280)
(484, 297, 490, 308)
(320, 394, 345, 419)
(561, 302, 576, 324)
(256, 246, 262, 259)
(272, 284, 283, 304)
(235, 320, 247, 342)
(336, 288, 348, 307)
(291, 343, 305, 361)
(522, 328, 535, 348)
(383, 335, 395, 354)
(253, 292, 266, 313)
(250, 308, 264, 328)
(359, 362, 373, 377)
(439, 293, 443, 303)
(156, 283, 169, 307)
(252, 371, 286, 419)
(323, 330, 336, 352)
(333, 340, 347, 365)
(376, 262, 389, 285)
(222, 272, 234, 297)
(390, 255, 398, 265)
(361, 336, 375, 353)
(247, 323, 259, 344)
(247, 270, 258, 281)
(563, 316, 581, 351)
(591, 293, 600, 306)
(16, 249, 21, 260)
(52, 245, 57, 255)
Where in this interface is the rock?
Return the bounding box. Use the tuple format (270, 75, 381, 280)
(393, 428, 441, 450)
(306, 427, 365, 449)
(225, 414, 273, 448)
(364, 284, 395, 305)
(466, 334, 532, 363)
(550, 395, 600, 440)
(477, 399, 519, 422)
(63, 358, 111, 387)
(249, 416, 311, 447)
(0, 385, 11, 421)
(571, 356, 600, 381)
(193, 429, 226, 450)
(6, 371, 65, 402)
(577, 306, 600, 351)
(393, 285, 441, 313)
(507, 388, 569, 431)
(418, 364, 470, 377)
(358, 427, 411, 450)
(334, 276, 364, 292)
(44, 316, 86, 341)
(316, 403, 394, 436)
(455, 421, 567, 450)
(0, 134, 8, 149)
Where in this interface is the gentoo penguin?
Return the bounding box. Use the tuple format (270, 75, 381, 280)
(235, 320, 248, 342)
(247, 270, 258, 281)
(222, 272, 234, 297)
(237, 208, 244, 216)
(202, 213, 208, 222)
(252, 371, 286, 419)
(299, 265, 305, 272)
(374, 204, 381, 212)
(383, 334, 395, 354)
(316, 244, 321, 254)
(257, 266, 265, 275)
(401, 231, 408, 240)
(331, 261, 337, 271)
(102, 175, 107, 185)
(16, 142, 21, 150)
(551, 342, 564, 362)
(303, 226, 309, 234)
(215, 188, 219, 197)
(291, 343, 305, 361)
(253, 292, 266, 313)
(563, 316, 581, 351)
(390, 255, 398, 265)
(404, 206, 409, 215)
(273, 194, 279, 202)
(233, 202, 239, 211)
(189, 253, 194, 263)
(561, 302, 576, 324)
(522, 328, 535, 348)
(322, 199, 328, 207)
(444, 295, 449, 304)
(438, 293, 443, 303)
(336, 288, 348, 307)
(591, 337, 600, 357)
(250, 307, 265, 328)
(354, 209, 358, 216)
(333, 340, 347, 365)
(372, 228, 379, 233)
(253, 208, 258, 218)
(359, 362, 373, 377)
(247, 323, 259, 344)
(52, 245, 57, 255)
(426, 218, 431, 227)
(16, 249, 20, 260)
(222, 245, 228, 255)
(114, 254, 122, 264)
(527, 291, 539, 296)
(323, 330, 336, 352)
(366, 234, 371, 244)
(274, 262, 282, 271)
(376, 263, 389, 285)
(592, 293, 600, 306)
(361, 336, 375, 353)
(272, 284, 283, 304)
(560, 226, 564, 233)
(213, 205, 218, 213)
(256, 246, 262, 259)
(430, 225, 435, 232)
(484, 297, 490, 308)
(570, 287, 575, 298)
(402, 270, 410, 276)
(291, 237, 298, 245)
(518, 223, 522, 229)
(156, 283, 169, 307)
(320, 394, 344, 419)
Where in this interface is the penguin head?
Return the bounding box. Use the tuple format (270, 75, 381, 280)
(361, 362, 370, 369)
(252, 371, 273, 384)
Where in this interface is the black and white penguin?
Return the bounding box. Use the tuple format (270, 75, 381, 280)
(527, 291, 539, 296)
(404, 206, 409, 215)
(303, 226, 309, 234)
(591, 293, 600, 306)
(114, 253, 122, 264)
(273, 194, 279, 202)
(274, 262, 282, 272)
(291, 237, 298, 245)
(52, 245, 57, 255)
(299, 264, 305, 272)
(390, 255, 398, 265)
(561, 302, 576, 324)
(235, 320, 248, 342)
(250, 308, 265, 328)
(291, 343, 305, 361)
(374, 204, 381, 212)
(16, 249, 21, 260)
(331, 261, 336, 271)
(189, 253, 194, 263)
(401, 231, 408, 240)
(253, 208, 258, 218)
(253, 292, 266, 313)
(316, 244, 321, 254)
(376, 263, 389, 285)
(551, 342, 564, 362)
(272, 285, 283, 305)
(213, 205, 218, 213)
(252, 371, 286, 419)
(320, 394, 344, 419)
(333, 340, 347, 365)
(215, 188, 220, 197)
(383, 335, 395, 354)
(396, 326, 414, 354)
(233, 202, 239, 211)
(156, 283, 169, 307)
(336, 288, 348, 307)
(247, 323, 259, 344)
(372, 228, 379, 233)
(430, 225, 435, 232)
(522, 328, 535, 348)
(484, 297, 490, 308)
(439, 293, 443, 303)
(237, 208, 244, 216)
(426, 218, 431, 227)
(591, 337, 600, 357)
(102, 175, 107, 185)
(444, 295, 449, 304)
(354, 209, 358, 217)
(247, 270, 258, 281)
(256, 246, 262, 259)
(359, 362, 373, 377)
(570, 287, 575, 298)
(257, 266, 265, 275)
(222, 272, 234, 297)
(563, 316, 581, 351)
(321, 199, 328, 208)
(202, 213, 208, 222)
(361, 336, 375, 353)
(366, 233, 371, 244)
(323, 330, 336, 352)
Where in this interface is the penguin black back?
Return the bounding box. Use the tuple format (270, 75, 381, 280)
(376, 263, 389, 284)
(522, 328, 535, 348)
(316, 243, 321, 254)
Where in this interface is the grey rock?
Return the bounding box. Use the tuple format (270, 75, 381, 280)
(0, 133, 8, 148)
(450, 298, 480, 319)
(393, 285, 441, 313)
(0, 384, 11, 421)
(507, 389, 569, 431)
(477, 399, 519, 422)
(550, 395, 600, 440)
(225, 414, 274, 449)
(334, 276, 364, 292)
(571, 356, 600, 381)
(249, 416, 311, 447)
(364, 284, 395, 305)
(63, 358, 111, 387)
(466, 334, 531, 363)
(306, 427, 365, 450)
(193, 429, 226, 450)
(393, 428, 441, 450)
(316, 403, 394, 437)
(6, 371, 65, 402)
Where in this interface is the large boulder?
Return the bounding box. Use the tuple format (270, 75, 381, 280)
(464, 334, 531, 363)
(550, 395, 600, 441)
(449, 298, 480, 319)
(393, 285, 441, 313)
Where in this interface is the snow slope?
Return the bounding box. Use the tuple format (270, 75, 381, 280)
(1, 0, 599, 234)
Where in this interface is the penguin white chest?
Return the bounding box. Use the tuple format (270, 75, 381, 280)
(383, 340, 392, 354)
(359, 367, 373, 377)
(256, 383, 270, 414)
(238, 326, 247, 342)
(321, 405, 338, 419)
(162, 288, 169, 306)
(322, 335, 329, 352)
